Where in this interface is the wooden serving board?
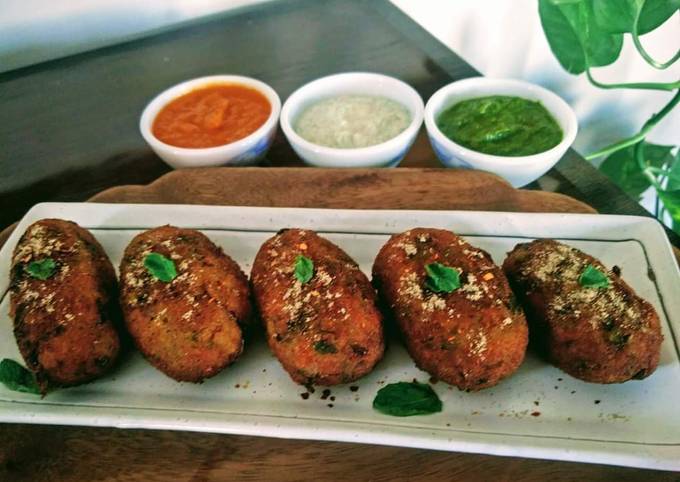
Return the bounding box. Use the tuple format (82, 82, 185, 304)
(0, 167, 594, 250)
(88, 167, 594, 211)
(0, 167, 594, 248)
(4, 165, 680, 283)
(6, 167, 680, 265)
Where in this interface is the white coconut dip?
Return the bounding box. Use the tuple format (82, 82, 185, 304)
(294, 95, 411, 148)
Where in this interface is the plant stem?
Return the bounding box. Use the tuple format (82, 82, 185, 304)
(638, 150, 680, 223)
(632, 0, 680, 70)
(635, 141, 662, 189)
(586, 69, 680, 91)
(585, 89, 680, 160)
(633, 33, 680, 70)
(584, 134, 644, 161)
(640, 140, 666, 222)
(647, 166, 672, 176)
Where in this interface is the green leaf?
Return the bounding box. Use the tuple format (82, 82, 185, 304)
(579, 264, 610, 288)
(539, 0, 623, 73)
(600, 142, 674, 200)
(592, 0, 638, 33)
(666, 149, 680, 190)
(313, 340, 337, 354)
(593, 0, 680, 35)
(638, 0, 680, 34)
(540, 0, 588, 73)
(658, 190, 680, 231)
(652, 148, 680, 235)
(425, 262, 461, 293)
(144, 253, 177, 282)
(25, 258, 56, 280)
(294, 255, 314, 284)
(0, 359, 40, 394)
(373, 381, 443, 417)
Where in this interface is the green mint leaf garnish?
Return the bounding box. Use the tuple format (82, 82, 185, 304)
(26, 258, 56, 280)
(424, 262, 461, 293)
(313, 340, 337, 354)
(579, 264, 610, 289)
(294, 255, 314, 284)
(0, 359, 40, 394)
(373, 381, 442, 417)
(144, 253, 177, 282)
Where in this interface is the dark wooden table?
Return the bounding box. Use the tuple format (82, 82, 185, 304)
(1, 1, 678, 480)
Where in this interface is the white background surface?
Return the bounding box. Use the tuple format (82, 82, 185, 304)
(0, 1, 677, 157)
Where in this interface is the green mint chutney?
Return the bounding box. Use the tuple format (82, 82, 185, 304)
(436, 95, 563, 156)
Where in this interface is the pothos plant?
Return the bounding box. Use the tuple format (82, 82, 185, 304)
(538, 0, 680, 233)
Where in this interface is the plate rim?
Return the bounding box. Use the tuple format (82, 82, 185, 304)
(2, 202, 679, 471)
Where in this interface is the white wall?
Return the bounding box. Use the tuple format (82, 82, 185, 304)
(0, 0, 272, 73)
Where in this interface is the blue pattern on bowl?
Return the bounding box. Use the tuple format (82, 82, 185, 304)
(232, 132, 275, 164)
(383, 147, 410, 167)
(429, 136, 473, 169)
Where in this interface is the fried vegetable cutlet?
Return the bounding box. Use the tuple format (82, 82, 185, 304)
(373, 228, 528, 391)
(503, 239, 662, 383)
(251, 228, 384, 385)
(119, 226, 251, 382)
(9, 219, 121, 394)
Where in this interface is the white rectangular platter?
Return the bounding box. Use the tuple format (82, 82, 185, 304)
(1, 203, 679, 471)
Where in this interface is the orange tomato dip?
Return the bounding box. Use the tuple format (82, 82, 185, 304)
(152, 83, 271, 148)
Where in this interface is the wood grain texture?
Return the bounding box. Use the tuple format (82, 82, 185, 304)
(8, 167, 680, 265)
(88, 167, 595, 212)
(1, 424, 678, 482)
(0, 167, 595, 249)
(87, 166, 673, 265)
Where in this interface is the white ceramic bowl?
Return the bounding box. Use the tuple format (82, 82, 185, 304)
(140, 75, 281, 169)
(424, 77, 578, 187)
(280, 72, 424, 168)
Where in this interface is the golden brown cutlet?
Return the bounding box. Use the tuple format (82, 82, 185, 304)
(503, 239, 662, 383)
(251, 228, 384, 386)
(10, 218, 121, 394)
(119, 225, 251, 382)
(373, 228, 528, 391)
